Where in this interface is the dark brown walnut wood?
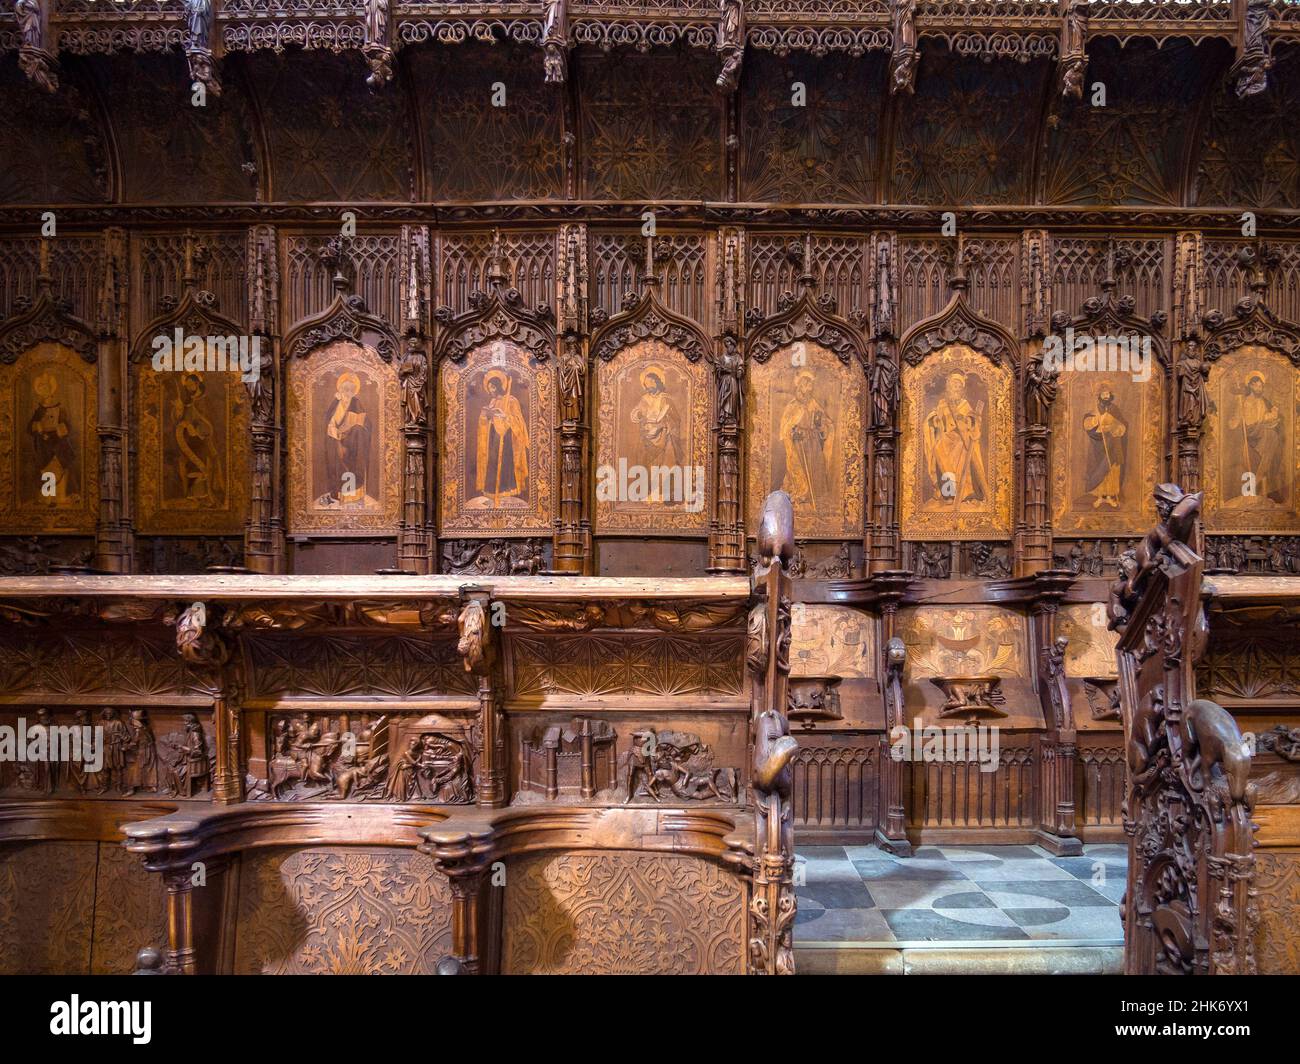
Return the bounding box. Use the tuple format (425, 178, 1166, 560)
(4, 10, 1300, 975)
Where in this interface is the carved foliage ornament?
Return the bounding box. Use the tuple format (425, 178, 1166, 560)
(286, 294, 398, 364)
(0, 295, 98, 365)
(900, 301, 1016, 370)
(434, 287, 554, 366)
(592, 293, 709, 365)
(748, 298, 864, 369)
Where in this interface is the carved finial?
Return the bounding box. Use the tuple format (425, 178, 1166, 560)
(487, 229, 509, 289)
(797, 233, 815, 292)
(36, 236, 52, 295)
(181, 229, 209, 292)
(320, 235, 354, 293)
(1237, 242, 1276, 298)
(1100, 237, 1117, 295)
(950, 232, 969, 293)
(641, 230, 660, 291)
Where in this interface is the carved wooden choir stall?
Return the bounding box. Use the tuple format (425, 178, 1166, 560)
(2, 0, 1300, 975)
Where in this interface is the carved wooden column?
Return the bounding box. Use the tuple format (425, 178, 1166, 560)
(868, 232, 900, 573)
(748, 491, 799, 974)
(555, 223, 590, 573)
(1017, 229, 1053, 577)
(170, 601, 243, 804)
(459, 589, 505, 807)
(1031, 573, 1083, 856)
(1172, 231, 1206, 494)
(245, 225, 284, 573)
(425, 826, 495, 975)
(398, 225, 432, 573)
(710, 226, 746, 574)
(161, 867, 197, 975)
(874, 571, 913, 855)
(95, 228, 133, 572)
(1018, 358, 1055, 577)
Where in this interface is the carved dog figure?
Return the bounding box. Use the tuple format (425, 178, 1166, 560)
(1183, 699, 1252, 803)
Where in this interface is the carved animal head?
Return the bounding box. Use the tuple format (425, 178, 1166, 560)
(456, 598, 488, 672)
(756, 491, 795, 568)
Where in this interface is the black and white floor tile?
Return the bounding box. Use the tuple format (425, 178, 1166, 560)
(794, 843, 1126, 944)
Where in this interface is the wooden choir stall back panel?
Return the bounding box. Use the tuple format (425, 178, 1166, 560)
(1, 7, 1300, 974)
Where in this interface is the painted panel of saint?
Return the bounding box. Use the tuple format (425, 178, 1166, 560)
(0, 343, 98, 534)
(287, 340, 401, 535)
(24, 366, 82, 506)
(316, 368, 378, 510)
(595, 338, 710, 535)
(900, 345, 1012, 540)
(439, 339, 554, 534)
(746, 341, 864, 538)
(1052, 370, 1163, 536)
(1205, 346, 1300, 533)
(922, 370, 989, 507)
(136, 364, 249, 535)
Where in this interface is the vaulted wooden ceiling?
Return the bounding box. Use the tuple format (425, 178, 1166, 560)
(2, 37, 1297, 216)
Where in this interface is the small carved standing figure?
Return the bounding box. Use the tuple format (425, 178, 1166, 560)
(543, 0, 570, 84)
(715, 0, 745, 93)
(889, 0, 918, 95)
(869, 353, 899, 430)
(716, 333, 743, 426)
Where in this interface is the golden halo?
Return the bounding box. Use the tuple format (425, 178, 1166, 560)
(795, 369, 815, 387)
(1244, 371, 1266, 388)
(336, 371, 361, 395)
(640, 365, 666, 390)
(483, 369, 510, 393)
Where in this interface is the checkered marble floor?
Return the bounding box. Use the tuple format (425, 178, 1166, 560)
(794, 843, 1126, 946)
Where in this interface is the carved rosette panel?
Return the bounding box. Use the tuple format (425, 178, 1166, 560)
(1203, 345, 1300, 534)
(745, 341, 865, 540)
(1051, 366, 1165, 536)
(1255, 849, 1300, 974)
(286, 339, 402, 536)
(0, 629, 212, 698)
(439, 340, 555, 535)
(899, 344, 1013, 540)
(234, 847, 453, 975)
(509, 632, 744, 702)
(501, 850, 745, 975)
(246, 634, 475, 700)
(0, 840, 97, 975)
(594, 338, 711, 536)
(579, 50, 723, 201)
(0, 342, 99, 535)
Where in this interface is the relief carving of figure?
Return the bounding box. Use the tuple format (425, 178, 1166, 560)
(716, 0, 745, 93)
(716, 334, 743, 426)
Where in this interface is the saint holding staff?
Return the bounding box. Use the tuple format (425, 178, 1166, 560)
(473, 368, 529, 507)
(778, 370, 834, 512)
